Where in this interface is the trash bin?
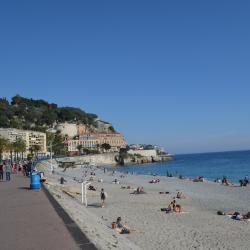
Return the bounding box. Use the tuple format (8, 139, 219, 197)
(30, 173, 41, 189)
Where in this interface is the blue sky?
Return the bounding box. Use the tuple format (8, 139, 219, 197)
(0, 0, 250, 154)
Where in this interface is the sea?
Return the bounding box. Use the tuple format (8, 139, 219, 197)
(116, 150, 250, 183)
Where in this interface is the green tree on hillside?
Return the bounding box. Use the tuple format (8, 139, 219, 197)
(0, 95, 102, 131)
(48, 131, 66, 156)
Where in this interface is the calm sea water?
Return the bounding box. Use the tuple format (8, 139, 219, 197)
(116, 150, 250, 183)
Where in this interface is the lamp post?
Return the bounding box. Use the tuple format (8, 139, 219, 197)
(49, 141, 53, 173)
(81, 181, 91, 207)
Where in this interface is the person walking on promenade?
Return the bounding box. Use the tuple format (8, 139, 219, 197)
(100, 188, 107, 208)
(0, 162, 4, 181)
(26, 161, 32, 176)
(5, 161, 11, 181)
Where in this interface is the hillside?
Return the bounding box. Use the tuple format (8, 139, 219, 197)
(0, 95, 113, 133)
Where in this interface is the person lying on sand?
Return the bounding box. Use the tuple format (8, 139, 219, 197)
(176, 192, 186, 199)
(193, 176, 204, 182)
(131, 187, 146, 194)
(88, 185, 96, 191)
(161, 202, 174, 213)
(149, 179, 160, 183)
(161, 199, 183, 213)
(217, 211, 250, 221)
(114, 217, 130, 234)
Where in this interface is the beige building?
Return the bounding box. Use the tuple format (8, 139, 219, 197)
(55, 122, 88, 137)
(0, 128, 47, 157)
(98, 132, 126, 149)
(95, 120, 112, 133)
(67, 132, 126, 153)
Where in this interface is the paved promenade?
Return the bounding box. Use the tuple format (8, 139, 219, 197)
(0, 174, 97, 250)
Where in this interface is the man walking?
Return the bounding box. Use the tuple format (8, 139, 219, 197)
(0, 162, 3, 181)
(5, 161, 11, 181)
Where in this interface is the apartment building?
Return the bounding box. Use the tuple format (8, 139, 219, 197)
(0, 128, 47, 156)
(67, 132, 126, 153)
(98, 132, 126, 149)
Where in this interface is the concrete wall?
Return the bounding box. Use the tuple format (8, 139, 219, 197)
(57, 153, 118, 166)
(128, 149, 157, 157)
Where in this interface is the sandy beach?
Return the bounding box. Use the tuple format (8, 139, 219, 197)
(37, 160, 250, 250)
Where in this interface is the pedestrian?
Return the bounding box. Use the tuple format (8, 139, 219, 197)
(26, 161, 32, 176)
(100, 188, 107, 208)
(0, 162, 4, 181)
(60, 177, 67, 184)
(22, 164, 27, 176)
(5, 161, 11, 181)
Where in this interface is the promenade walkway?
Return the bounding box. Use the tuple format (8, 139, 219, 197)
(0, 174, 97, 250)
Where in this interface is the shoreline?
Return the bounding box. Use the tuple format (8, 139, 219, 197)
(104, 164, 243, 186)
(37, 160, 250, 250)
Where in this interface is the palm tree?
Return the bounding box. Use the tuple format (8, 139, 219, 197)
(15, 139, 26, 160)
(12, 141, 18, 161)
(33, 145, 41, 157)
(29, 145, 41, 159)
(11, 139, 25, 160)
(8, 142, 14, 164)
(0, 137, 9, 161)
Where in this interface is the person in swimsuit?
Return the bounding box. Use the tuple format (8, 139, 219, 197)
(100, 188, 106, 208)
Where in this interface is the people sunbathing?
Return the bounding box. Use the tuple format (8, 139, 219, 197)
(88, 185, 96, 191)
(113, 217, 130, 234)
(161, 201, 174, 213)
(131, 187, 146, 194)
(193, 176, 204, 182)
(217, 210, 250, 221)
(176, 191, 186, 199)
(161, 199, 183, 213)
(222, 176, 229, 186)
(149, 179, 160, 183)
(239, 178, 249, 187)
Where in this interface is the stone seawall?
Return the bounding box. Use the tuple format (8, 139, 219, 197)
(57, 153, 118, 166)
(55, 153, 172, 168)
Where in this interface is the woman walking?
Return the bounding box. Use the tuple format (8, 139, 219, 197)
(100, 188, 107, 208)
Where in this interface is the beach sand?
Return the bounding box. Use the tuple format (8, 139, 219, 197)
(37, 160, 250, 250)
